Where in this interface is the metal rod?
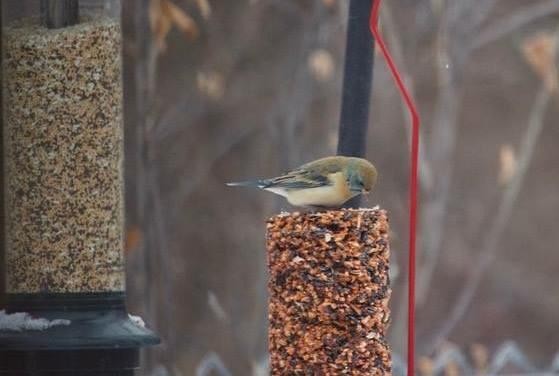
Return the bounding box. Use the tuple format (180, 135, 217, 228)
(336, 0, 375, 158)
(0, 0, 5, 307)
(337, 0, 375, 208)
(41, 0, 79, 29)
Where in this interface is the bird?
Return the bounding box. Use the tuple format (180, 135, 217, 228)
(226, 156, 377, 208)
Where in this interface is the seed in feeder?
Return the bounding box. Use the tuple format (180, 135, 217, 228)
(3, 17, 125, 293)
(267, 208, 392, 375)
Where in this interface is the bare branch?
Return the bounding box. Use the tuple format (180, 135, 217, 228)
(380, 4, 434, 192)
(472, 0, 559, 51)
(416, 0, 505, 308)
(379, 1, 437, 352)
(427, 62, 554, 353)
(147, 167, 176, 361)
(415, 1, 464, 306)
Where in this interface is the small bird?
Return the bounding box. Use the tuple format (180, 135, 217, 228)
(227, 156, 377, 208)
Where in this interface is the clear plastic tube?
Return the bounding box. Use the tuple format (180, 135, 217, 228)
(2, 0, 124, 293)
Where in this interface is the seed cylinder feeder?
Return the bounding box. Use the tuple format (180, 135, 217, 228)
(267, 209, 391, 374)
(0, 1, 159, 374)
(266, 0, 395, 374)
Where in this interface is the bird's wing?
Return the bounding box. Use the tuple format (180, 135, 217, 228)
(263, 169, 331, 189)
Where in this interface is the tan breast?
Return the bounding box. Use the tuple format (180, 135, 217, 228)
(285, 172, 354, 207)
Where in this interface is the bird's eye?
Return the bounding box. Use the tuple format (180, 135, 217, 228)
(349, 174, 365, 192)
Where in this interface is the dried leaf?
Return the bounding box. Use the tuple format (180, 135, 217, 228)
(125, 226, 143, 253)
(150, 0, 172, 51)
(444, 361, 460, 376)
(418, 356, 434, 376)
(521, 32, 558, 93)
(166, 0, 199, 40)
(470, 343, 489, 371)
(498, 144, 517, 186)
(149, 0, 199, 52)
(197, 70, 225, 99)
(308, 49, 335, 82)
(196, 0, 212, 19)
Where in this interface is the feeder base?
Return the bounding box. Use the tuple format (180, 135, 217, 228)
(0, 292, 159, 375)
(0, 348, 137, 375)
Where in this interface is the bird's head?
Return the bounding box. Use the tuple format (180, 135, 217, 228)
(346, 158, 378, 194)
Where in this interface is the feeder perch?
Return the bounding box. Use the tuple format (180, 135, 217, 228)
(0, 1, 159, 374)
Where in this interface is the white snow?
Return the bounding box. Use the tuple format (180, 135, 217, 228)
(129, 314, 145, 328)
(0, 310, 70, 331)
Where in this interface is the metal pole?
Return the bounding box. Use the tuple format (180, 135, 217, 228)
(336, 0, 375, 158)
(0, 0, 5, 309)
(337, 0, 375, 208)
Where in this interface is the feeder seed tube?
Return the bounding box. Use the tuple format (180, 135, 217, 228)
(2, 1, 124, 293)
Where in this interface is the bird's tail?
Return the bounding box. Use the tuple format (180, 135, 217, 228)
(226, 179, 268, 188)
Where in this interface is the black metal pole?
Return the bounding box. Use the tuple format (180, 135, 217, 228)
(337, 0, 375, 207)
(41, 0, 79, 29)
(0, 0, 5, 310)
(337, 0, 374, 158)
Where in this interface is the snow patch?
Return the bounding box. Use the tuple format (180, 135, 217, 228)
(129, 314, 145, 328)
(0, 310, 70, 331)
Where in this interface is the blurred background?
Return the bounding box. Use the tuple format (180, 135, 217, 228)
(121, 0, 559, 374)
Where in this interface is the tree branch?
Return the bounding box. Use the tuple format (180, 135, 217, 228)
(427, 69, 554, 353)
(472, 0, 559, 51)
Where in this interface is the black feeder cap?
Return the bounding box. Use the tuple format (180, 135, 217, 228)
(0, 292, 160, 375)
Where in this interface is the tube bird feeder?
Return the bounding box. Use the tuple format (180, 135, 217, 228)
(0, 1, 159, 374)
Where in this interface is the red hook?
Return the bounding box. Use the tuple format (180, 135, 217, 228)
(369, 1, 420, 375)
